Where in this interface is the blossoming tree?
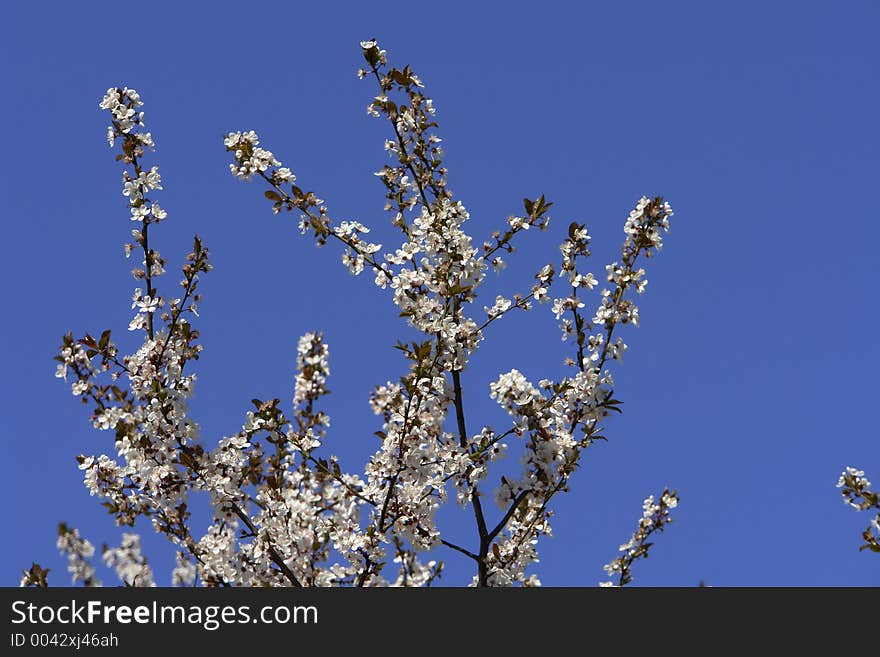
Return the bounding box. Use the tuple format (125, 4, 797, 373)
(23, 40, 680, 588)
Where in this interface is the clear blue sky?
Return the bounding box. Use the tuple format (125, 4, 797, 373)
(3, 1, 877, 586)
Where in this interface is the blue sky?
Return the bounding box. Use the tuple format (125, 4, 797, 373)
(3, 1, 877, 586)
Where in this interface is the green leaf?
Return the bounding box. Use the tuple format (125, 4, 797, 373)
(179, 451, 194, 469)
(416, 341, 432, 360)
(264, 190, 282, 202)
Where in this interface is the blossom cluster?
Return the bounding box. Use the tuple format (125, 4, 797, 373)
(102, 533, 155, 587)
(837, 467, 880, 554)
(100, 87, 153, 149)
(224, 130, 293, 182)
(57, 524, 100, 587)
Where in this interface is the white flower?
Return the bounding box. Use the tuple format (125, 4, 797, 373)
(128, 314, 148, 331)
(508, 216, 528, 230)
(484, 295, 512, 319)
(134, 295, 159, 313)
(275, 167, 296, 182)
(570, 272, 597, 289)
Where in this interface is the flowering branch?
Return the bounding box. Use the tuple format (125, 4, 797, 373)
(600, 489, 679, 587)
(837, 467, 880, 554)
